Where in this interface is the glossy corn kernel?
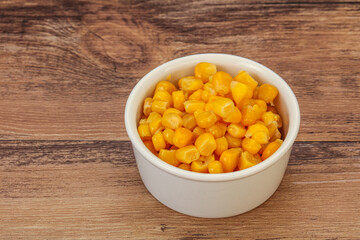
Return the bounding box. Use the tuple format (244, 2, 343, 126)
(206, 122, 227, 138)
(215, 136, 228, 156)
(155, 80, 176, 94)
(203, 82, 216, 96)
(193, 109, 204, 118)
(189, 89, 203, 100)
(201, 90, 211, 102)
(223, 107, 242, 124)
(143, 140, 157, 155)
(191, 155, 215, 173)
(152, 131, 166, 151)
(192, 126, 205, 139)
(225, 132, 242, 148)
(163, 107, 183, 117)
(178, 163, 191, 171)
(258, 83, 278, 105)
(227, 123, 246, 138)
(161, 113, 183, 129)
(210, 97, 235, 118)
(261, 111, 277, 126)
(255, 99, 267, 115)
(172, 90, 185, 111)
(151, 100, 170, 115)
(149, 117, 162, 135)
(175, 145, 200, 164)
(220, 148, 242, 172)
(245, 123, 270, 139)
(153, 90, 173, 105)
(182, 113, 197, 130)
(173, 127, 193, 148)
(179, 76, 204, 91)
(208, 160, 224, 174)
(270, 128, 282, 142)
(242, 137, 262, 155)
(261, 139, 283, 160)
(159, 149, 180, 167)
(143, 97, 153, 116)
(253, 86, 259, 99)
(183, 100, 205, 114)
(267, 122, 277, 139)
(139, 118, 147, 125)
(212, 71, 233, 96)
(194, 62, 217, 83)
(195, 110, 218, 129)
(238, 151, 261, 170)
(252, 131, 269, 145)
(195, 133, 217, 156)
(230, 81, 250, 105)
(234, 71, 258, 92)
(240, 103, 262, 126)
(138, 124, 152, 140)
(147, 112, 161, 123)
(162, 128, 175, 145)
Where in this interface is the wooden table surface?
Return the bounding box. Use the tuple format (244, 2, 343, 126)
(1, 1, 359, 239)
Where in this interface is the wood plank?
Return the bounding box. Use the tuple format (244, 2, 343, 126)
(1, 140, 359, 239)
(0, 1, 359, 141)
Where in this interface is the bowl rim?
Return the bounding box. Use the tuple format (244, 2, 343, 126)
(125, 53, 300, 182)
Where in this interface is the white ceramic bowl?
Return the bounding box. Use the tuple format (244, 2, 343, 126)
(125, 53, 300, 218)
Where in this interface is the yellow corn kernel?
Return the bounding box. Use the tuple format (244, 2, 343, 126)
(179, 76, 204, 91)
(267, 122, 277, 139)
(230, 81, 250, 105)
(195, 110, 218, 129)
(138, 124, 152, 140)
(149, 117, 162, 135)
(262, 139, 283, 160)
(261, 111, 277, 126)
(195, 133, 217, 156)
(242, 137, 262, 155)
(219, 148, 242, 172)
(159, 149, 180, 167)
(252, 131, 269, 145)
(227, 123, 246, 138)
(215, 136, 228, 156)
(191, 155, 215, 173)
(172, 90, 185, 111)
(210, 97, 235, 118)
(255, 99, 267, 115)
(151, 100, 170, 115)
(152, 131, 166, 151)
(201, 90, 211, 102)
(193, 109, 204, 118)
(161, 113, 183, 129)
(162, 128, 175, 145)
(253, 86, 259, 99)
(163, 108, 183, 117)
(178, 163, 191, 171)
(203, 82, 216, 96)
(239, 151, 261, 170)
(274, 113, 282, 128)
(155, 80, 176, 94)
(182, 113, 197, 130)
(254, 153, 262, 163)
(212, 71, 233, 96)
(175, 145, 200, 164)
(270, 128, 282, 142)
(258, 83, 278, 105)
(173, 127, 193, 148)
(240, 103, 262, 126)
(225, 132, 242, 148)
(147, 112, 161, 123)
(194, 62, 217, 83)
(223, 107, 242, 123)
(183, 100, 205, 113)
(234, 71, 258, 92)
(208, 160, 224, 174)
(153, 90, 173, 105)
(192, 126, 205, 139)
(206, 122, 227, 138)
(245, 123, 270, 138)
(189, 89, 203, 100)
(139, 118, 147, 125)
(143, 140, 157, 155)
(143, 97, 153, 116)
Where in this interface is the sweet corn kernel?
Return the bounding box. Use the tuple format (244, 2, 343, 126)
(253, 86, 259, 99)
(143, 140, 157, 155)
(149, 117, 162, 135)
(195, 110, 218, 129)
(201, 90, 211, 103)
(152, 131, 166, 151)
(188, 89, 203, 101)
(162, 128, 175, 145)
(203, 82, 216, 96)
(138, 124, 152, 140)
(252, 131, 269, 145)
(179, 76, 204, 91)
(151, 100, 170, 115)
(183, 100, 205, 114)
(162, 113, 183, 129)
(215, 137, 228, 156)
(234, 71, 258, 92)
(267, 122, 277, 139)
(191, 155, 215, 173)
(147, 112, 161, 123)
(182, 113, 197, 130)
(178, 163, 191, 171)
(220, 148, 242, 172)
(238, 151, 261, 170)
(139, 118, 147, 125)
(193, 109, 204, 118)
(153, 90, 173, 105)
(206, 122, 227, 138)
(155, 80, 176, 94)
(159, 149, 180, 167)
(261, 139, 283, 160)
(212, 71, 233, 96)
(143, 97, 153, 116)
(225, 132, 242, 148)
(175, 145, 200, 164)
(163, 108, 183, 117)
(240, 103, 262, 126)
(210, 97, 235, 118)
(208, 160, 224, 174)
(270, 128, 282, 142)
(195, 133, 217, 156)
(172, 90, 185, 111)
(227, 123, 246, 138)
(258, 83, 278, 105)
(230, 81, 250, 105)
(242, 137, 262, 155)
(194, 62, 217, 83)
(173, 127, 193, 148)
(223, 107, 242, 124)
(245, 123, 270, 138)
(255, 99, 267, 115)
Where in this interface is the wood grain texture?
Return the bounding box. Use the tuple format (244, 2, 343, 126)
(0, 0, 359, 140)
(0, 140, 359, 239)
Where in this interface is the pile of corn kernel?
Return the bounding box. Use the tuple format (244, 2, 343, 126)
(138, 62, 283, 174)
